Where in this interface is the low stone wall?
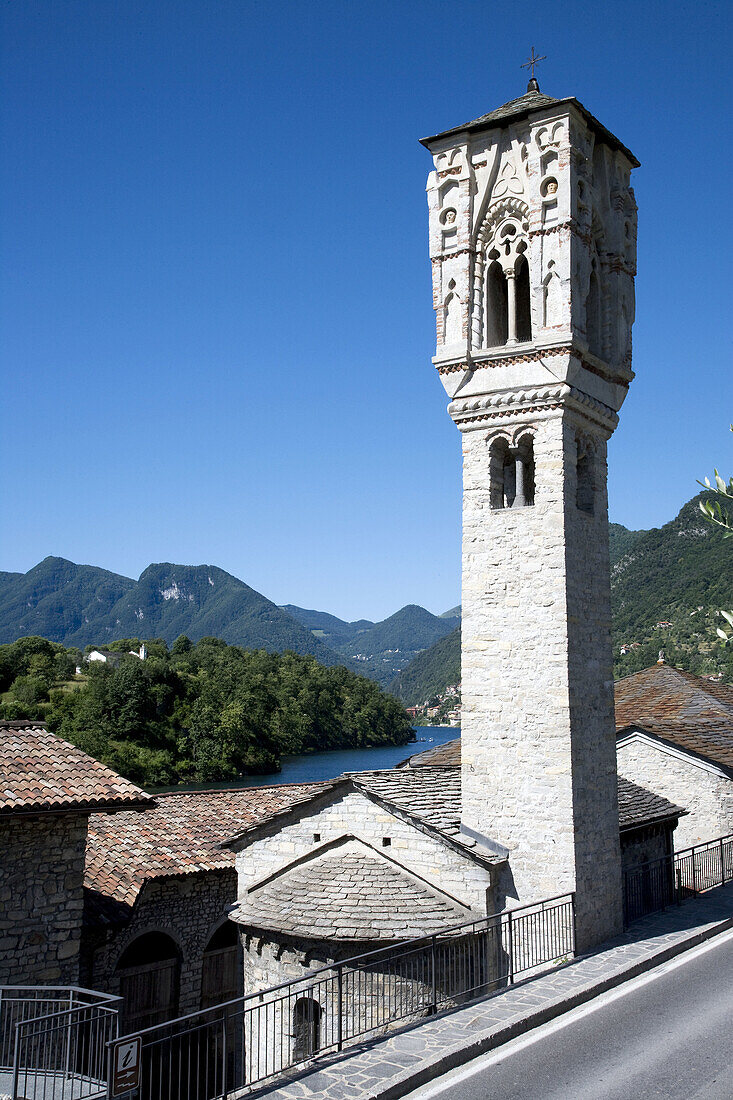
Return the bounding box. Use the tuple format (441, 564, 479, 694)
(0, 811, 88, 984)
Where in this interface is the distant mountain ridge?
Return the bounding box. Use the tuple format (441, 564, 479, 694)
(0, 558, 345, 666)
(0, 559, 455, 683)
(391, 493, 733, 703)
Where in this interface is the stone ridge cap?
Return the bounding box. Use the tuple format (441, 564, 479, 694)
(420, 92, 640, 168)
(0, 719, 48, 729)
(154, 778, 336, 800)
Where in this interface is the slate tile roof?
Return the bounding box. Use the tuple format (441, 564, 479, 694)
(0, 721, 150, 814)
(85, 782, 334, 909)
(615, 664, 733, 725)
(420, 88, 639, 166)
(615, 665, 733, 771)
(617, 777, 685, 832)
(232, 846, 472, 942)
(349, 767, 463, 838)
(399, 741, 461, 769)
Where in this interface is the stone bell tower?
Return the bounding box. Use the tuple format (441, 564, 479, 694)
(421, 79, 638, 950)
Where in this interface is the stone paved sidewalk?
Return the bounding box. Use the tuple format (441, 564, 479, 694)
(248, 884, 733, 1100)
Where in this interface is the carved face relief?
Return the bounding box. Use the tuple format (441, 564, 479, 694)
(442, 209, 457, 225)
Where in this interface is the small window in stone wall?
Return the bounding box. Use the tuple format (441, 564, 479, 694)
(382, 837, 391, 847)
(490, 436, 535, 509)
(313, 833, 321, 842)
(576, 442, 595, 514)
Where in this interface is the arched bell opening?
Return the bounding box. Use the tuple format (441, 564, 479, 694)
(485, 261, 508, 348)
(585, 268, 602, 357)
(576, 442, 595, 514)
(489, 435, 534, 509)
(514, 255, 532, 343)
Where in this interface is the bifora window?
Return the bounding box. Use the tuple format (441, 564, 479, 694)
(490, 435, 535, 509)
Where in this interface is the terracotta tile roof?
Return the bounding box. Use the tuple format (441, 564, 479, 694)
(0, 721, 150, 814)
(232, 841, 474, 942)
(614, 665, 733, 726)
(617, 776, 685, 832)
(85, 782, 333, 909)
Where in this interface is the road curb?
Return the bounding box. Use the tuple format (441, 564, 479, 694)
(372, 913, 733, 1100)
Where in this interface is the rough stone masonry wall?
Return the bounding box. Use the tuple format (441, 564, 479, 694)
(460, 409, 622, 950)
(0, 811, 88, 985)
(84, 868, 238, 1019)
(235, 789, 494, 917)
(617, 740, 733, 849)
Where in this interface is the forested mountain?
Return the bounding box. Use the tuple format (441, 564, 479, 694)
(0, 559, 346, 666)
(282, 606, 375, 647)
(0, 635, 412, 786)
(283, 603, 457, 686)
(0, 561, 454, 685)
(0, 558, 135, 644)
(393, 493, 733, 703)
(390, 625, 461, 704)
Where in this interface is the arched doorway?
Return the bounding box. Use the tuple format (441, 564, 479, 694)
(200, 920, 242, 1010)
(292, 997, 322, 1062)
(116, 931, 181, 1032)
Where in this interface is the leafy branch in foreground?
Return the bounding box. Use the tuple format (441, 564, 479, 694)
(698, 425, 733, 643)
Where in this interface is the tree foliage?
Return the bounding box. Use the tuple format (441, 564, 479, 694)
(0, 636, 413, 786)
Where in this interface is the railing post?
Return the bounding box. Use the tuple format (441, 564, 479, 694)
(571, 894, 578, 956)
(430, 936, 437, 1013)
(336, 965, 343, 1052)
(222, 1009, 229, 1099)
(692, 846, 698, 896)
(11, 1022, 21, 1100)
(721, 839, 726, 886)
(507, 911, 514, 985)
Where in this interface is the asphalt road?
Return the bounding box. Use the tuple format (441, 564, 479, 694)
(406, 929, 733, 1100)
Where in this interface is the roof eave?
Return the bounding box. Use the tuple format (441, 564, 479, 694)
(420, 96, 640, 168)
(0, 796, 152, 818)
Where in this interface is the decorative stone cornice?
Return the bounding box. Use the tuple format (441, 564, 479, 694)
(437, 344, 571, 376)
(448, 381, 619, 433)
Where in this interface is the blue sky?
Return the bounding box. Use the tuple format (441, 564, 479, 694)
(1, 0, 731, 621)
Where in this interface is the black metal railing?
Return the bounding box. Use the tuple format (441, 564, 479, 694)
(623, 832, 733, 925)
(108, 892, 575, 1099)
(0, 985, 121, 1099)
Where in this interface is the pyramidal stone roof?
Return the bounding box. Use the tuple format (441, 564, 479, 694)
(420, 83, 639, 167)
(0, 721, 150, 814)
(232, 844, 473, 942)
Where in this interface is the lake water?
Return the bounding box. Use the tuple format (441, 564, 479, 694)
(156, 727, 460, 792)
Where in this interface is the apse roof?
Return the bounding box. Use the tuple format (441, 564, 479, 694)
(420, 84, 639, 167)
(231, 844, 473, 942)
(0, 721, 150, 815)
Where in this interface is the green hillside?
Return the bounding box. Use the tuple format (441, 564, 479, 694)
(393, 492, 733, 702)
(390, 625, 461, 704)
(282, 605, 374, 647)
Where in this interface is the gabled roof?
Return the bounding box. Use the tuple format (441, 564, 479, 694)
(420, 85, 639, 167)
(0, 721, 150, 814)
(231, 837, 474, 942)
(398, 740, 460, 768)
(618, 719, 733, 772)
(614, 664, 733, 724)
(85, 782, 333, 911)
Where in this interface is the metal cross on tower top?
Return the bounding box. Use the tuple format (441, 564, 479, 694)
(521, 47, 546, 85)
